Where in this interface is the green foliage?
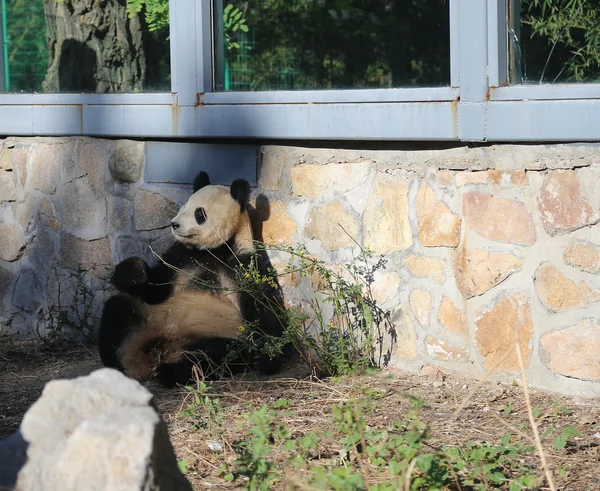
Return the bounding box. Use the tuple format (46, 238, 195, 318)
(178, 382, 224, 430)
(235, 241, 397, 378)
(126, 0, 169, 33)
(224, 4, 249, 50)
(553, 426, 580, 451)
(521, 0, 600, 82)
(219, 394, 540, 490)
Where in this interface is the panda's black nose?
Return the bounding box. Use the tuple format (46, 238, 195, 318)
(171, 221, 180, 230)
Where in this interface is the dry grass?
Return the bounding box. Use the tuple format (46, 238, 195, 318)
(1, 336, 599, 490)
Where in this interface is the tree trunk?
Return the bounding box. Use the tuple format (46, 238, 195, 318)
(42, 0, 146, 93)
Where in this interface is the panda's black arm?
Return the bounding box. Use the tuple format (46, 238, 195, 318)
(110, 256, 175, 304)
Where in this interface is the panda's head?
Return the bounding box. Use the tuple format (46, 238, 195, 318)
(170, 171, 253, 251)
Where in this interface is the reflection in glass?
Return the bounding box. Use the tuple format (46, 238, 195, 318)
(214, 0, 450, 92)
(512, 0, 600, 84)
(0, 0, 170, 94)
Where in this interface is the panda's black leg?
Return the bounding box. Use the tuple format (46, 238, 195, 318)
(154, 339, 252, 388)
(97, 294, 144, 371)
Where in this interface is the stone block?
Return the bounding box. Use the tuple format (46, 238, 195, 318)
(403, 255, 446, 285)
(30, 144, 61, 195)
(13, 147, 29, 188)
(488, 170, 527, 186)
(475, 291, 533, 372)
(424, 336, 468, 361)
(436, 171, 453, 187)
(463, 192, 536, 246)
(537, 170, 597, 236)
(0, 168, 16, 202)
(79, 139, 110, 192)
(4, 369, 191, 491)
(114, 236, 142, 264)
(133, 190, 179, 232)
(370, 271, 400, 304)
(270, 260, 301, 289)
(534, 263, 600, 313)
(63, 178, 108, 240)
(437, 297, 466, 334)
(409, 289, 430, 326)
(259, 148, 286, 191)
(395, 310, 417, 361)
(416, 182, 461, 247)
(0, 224, 28, 262)
(455, 171, 489, 187)
(540, 320, 600, 381)
(364, 173, 412, 253)
(39, 199, 61, 231)
(60, 233, 113, 279)
(454, 247, 523, 299)
(0, 267, 13, 304)
(260, 200, 298, 246)
(0, 147, 11, 170)
(108, 196, 133, 232)
(305, 202, 359, 249)
(108, 141, 144, 183)
(563, 241, 600, 274)
(291, 161, 372, 199)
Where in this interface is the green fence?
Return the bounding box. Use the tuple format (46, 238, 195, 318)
(2, 0, 48, 92)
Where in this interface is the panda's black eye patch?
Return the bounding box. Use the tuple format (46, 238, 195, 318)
(195, 207, 207, 225)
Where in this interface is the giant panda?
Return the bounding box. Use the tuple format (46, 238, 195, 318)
(97, 171, 288, 388)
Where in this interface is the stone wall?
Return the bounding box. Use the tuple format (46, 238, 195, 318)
(0, 137, 189, 337)
(257, 145, 600, 397)
(0, 137, 599, 396)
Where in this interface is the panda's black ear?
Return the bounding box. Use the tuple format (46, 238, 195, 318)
(230, 179, 251, 209)
(193, 171, 210, 192)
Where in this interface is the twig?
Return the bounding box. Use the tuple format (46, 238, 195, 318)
(515, 343, 557, 491)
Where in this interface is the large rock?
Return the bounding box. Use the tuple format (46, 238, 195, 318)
(563, 241, 600, 274)
(416, 182, 461, 247)
(537, 170, 597, 235)
(475, 291, 533, 372)
(29, 144, 62, 195)
(133, 190, 179, 232)
(63, 178, 108, 240)
(305, 202, 359, 249)
(463, 192, 536, 246)
(108, 141, 144, 184)
(409, 289, 430, 326)
(424, 336, 468, 362)
(0, 368, 191, 491)
(534, 263, 600, 313)
(60, 233, 113, 280)
(454, 247, 523, 299)
(437, 297, 466, 334)
(260, 200, 298, 246)
(363, 173, 412, 253)
(259, 148, 286, 191)
(0, 224, 28, 262)
(403, 255, 446, 285)
(0, 148, 16, 202)
(291, 161, 372, 199)
(540, 320, 600, 381)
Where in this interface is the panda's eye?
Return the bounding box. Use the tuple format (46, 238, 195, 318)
(195, 207, 207, 225)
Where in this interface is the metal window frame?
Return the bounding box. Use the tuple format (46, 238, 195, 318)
(0, 0, 599, 142)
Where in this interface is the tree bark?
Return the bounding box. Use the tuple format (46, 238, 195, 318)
(42, 0, 146, 93)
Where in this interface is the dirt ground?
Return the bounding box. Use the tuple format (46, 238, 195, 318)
(1, 336, 599, 490)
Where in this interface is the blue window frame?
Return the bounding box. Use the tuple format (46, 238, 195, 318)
(0, 0, 599, 142)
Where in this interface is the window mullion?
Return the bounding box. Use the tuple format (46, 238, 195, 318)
(170, 0, 200, 106)
(488, 0, 508, 87)
(457, 0, 489, 141)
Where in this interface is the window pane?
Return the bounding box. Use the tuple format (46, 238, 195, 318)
(214, 1, 450, 92)
(512, 0, 600, 84)
(0, 0, 170, 93)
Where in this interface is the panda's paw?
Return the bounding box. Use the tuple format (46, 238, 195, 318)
(111, 257, 149, 291)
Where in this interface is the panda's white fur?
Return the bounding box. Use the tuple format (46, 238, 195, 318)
(98, 172, 287, 387)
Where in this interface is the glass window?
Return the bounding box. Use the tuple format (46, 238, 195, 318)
(511, 0, 600, 84)
(0, 0, 170, 93)
(214, 0, 450, 92)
